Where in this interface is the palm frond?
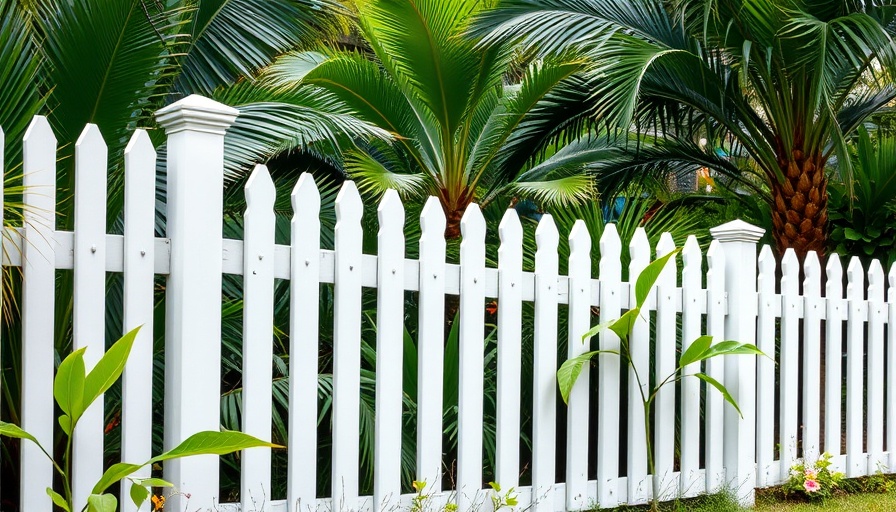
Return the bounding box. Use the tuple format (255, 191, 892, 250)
(175, 0, 344, 95)
(510, 174, 594, 207)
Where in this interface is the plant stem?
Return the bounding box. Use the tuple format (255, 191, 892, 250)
(63, 429, 74, 511)
(644, 401, 659, 512)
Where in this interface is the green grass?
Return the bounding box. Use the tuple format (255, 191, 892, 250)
(599, 489, 896, 511)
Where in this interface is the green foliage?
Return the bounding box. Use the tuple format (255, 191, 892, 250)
(828, 127, 896, 267)
(0, 326, 276, 512)
(281, 0, 598, 225)
(473, 0, 896, 253)
(557, 248, 764, 511)
(782, 453, 844, 502)
(488, 481, 519, 511)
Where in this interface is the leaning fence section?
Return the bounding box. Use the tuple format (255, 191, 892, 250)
(1, 96, 895, 512)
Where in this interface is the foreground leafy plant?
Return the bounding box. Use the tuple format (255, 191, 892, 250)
(0, 326, 277, 512)
(558, 249, 764, 512)
(783, 453, 844, 502)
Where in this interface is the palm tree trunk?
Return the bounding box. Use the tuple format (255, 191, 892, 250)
(770, 151, 828, 258)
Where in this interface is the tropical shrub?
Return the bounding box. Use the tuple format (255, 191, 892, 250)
(0, 326, 275, 512)
(474, 0, 896, 257)
(782, 453, 844, 502)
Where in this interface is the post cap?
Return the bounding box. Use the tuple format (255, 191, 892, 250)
(155, 94, 239, 136)
(709, 219, 765, 243)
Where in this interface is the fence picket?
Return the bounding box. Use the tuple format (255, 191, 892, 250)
(704, 241, 726, 492)
(496, 209, 523, 493)
(867, 260, 885, 471)
(71, 124, 108, 511)
(332, 181, 364, 508)
(846, 257, 865, 477)
(888, 264, 896, 472)
(121, 130, 157, 512)
(531, 215, 559, 512)
(654, 234, 677, 500)
(21, 116, 57, 512)
(457, 204, 487, 511)
(626, 228, 650, 504)
(779, 249, 800, 479)
(416, 197, 446, 492)
(374, 190, 405, 512)
(802, 252, 822, 463)
(825, 255, 844, 463)
(241, 165, 276, 512)
(596, 223, 619, 507)
(755, 246, 776, 486)
(679, 235, 701, 497)
(567, 220, 592, 510)
(288, 173, 322, 510)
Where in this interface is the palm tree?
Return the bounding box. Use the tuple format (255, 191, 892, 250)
(474, 0, 896, 257)
(267, 0, 598, 237)
(0, 0, 384, 500)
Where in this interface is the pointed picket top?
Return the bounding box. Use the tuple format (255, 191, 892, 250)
(629, 228, 650, 264)
(889, 262, 896, 301)
(377, 189, 405, 233)
(681, 235, 700, 267)
(292, 172, 321, 217)
(568, 219, 591, 258)
(75, 123, 104, 150)
(803, 252, 821, 296)
(846, 257, 865, 299)
(125, 129, 156, 160)
(535, 213, 559, 251)
(245, 165, 276, 210)
(460, 202, 486, 242)
(598, 222, 620, 273)
(781, 248, 799, 295)
(23, 115, 55, 145)
(420, 196, 447, 234)
(499, 208, 523, 246)
(868, 259, 885, 302)
(335, 180, 363, 224)
(826, 254, 843, 293)
(656, 232, 676, 256)
(758, 245, 775, 273)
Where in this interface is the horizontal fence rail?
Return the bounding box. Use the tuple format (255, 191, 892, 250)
(2, 96, 896, 512)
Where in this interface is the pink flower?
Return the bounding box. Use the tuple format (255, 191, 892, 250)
(804, 469, 817, 480)
(804, 479, 820, 493)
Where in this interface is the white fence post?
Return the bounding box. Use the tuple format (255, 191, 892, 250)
(155, 95, 238, 511)
(709, 220, 763, 506)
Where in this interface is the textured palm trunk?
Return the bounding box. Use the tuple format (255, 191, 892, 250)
(770, 150, 828, 258)
(442, 189, 473, 240)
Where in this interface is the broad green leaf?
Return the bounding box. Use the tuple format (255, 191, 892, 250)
(634, 249, 681, 308)
(557, 350, 619, 404)
(129, 482, 150, 510)
(130, 477, 173, 488)
(0, 421, 41, 447)
(59, 415, 73, 436)
(46, 487, 70, 512)
(609, 308, 639, 340)
(695, 373, 742, 418)
(148, 430, 280, 465)
(677, 335, 713, 369)
(87, 494, 116, 512)
(92, 463, 143, 495)
(697, 341, 765, 361)
(54, 347, 86, 420)
(83, 327, 140, 413)
(581, 318, 614, 342)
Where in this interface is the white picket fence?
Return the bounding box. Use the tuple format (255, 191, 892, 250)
(2, 95, 895, 512)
